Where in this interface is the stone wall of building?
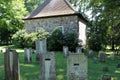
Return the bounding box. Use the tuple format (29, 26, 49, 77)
(24, 15, 78, 34)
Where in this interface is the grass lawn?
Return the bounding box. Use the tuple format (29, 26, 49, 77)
(0, 45, 120, 80)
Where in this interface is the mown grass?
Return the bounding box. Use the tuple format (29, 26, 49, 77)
(0, 45, 120, 80)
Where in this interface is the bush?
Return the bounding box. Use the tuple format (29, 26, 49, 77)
(47, 28, 63, 51)
(47, 28, 78, 51)
(12, 29, 48, 48)
(63, 32, 78, 51)
(12, 30, 26, 48)
(88, 34, 102, 51)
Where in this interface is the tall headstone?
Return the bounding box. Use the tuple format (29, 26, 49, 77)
(67, 54, 88, 80)
(40, 52, 56, 80)
(24, 48, 32, 63)
(36, 39, 47, 61)
(63, 46, 69, 57)
(4, 49, 20, 80)
(98, 51, 106, 62)
(76, 47, 82, 54)
(88, 50, 93, 58)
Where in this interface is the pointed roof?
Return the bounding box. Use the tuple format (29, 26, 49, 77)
(24, 0, 87, 21)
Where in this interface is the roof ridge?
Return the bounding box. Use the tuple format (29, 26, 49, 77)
(64, 0, 77, 13)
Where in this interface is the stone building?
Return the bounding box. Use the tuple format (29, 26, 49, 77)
(23, 0, 88, 45)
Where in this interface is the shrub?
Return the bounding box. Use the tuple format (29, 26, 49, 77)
(12, 30, 26, 48)
(12, 29, 48, 48)
(88, 34, 102, 51)
(63, 32, 78, 51)
(47, 28, 63, 51)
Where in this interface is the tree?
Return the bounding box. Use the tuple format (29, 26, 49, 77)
(0, 0, 27, 45)
(87, 0, 120, 50)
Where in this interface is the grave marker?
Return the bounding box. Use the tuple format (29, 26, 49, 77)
(24, 48, 32, 63)
(98, 51, 106, 62)
(63, 46, 69, 57)
(40, 52, 56, 80)
(4, 49, 20, 80)
(67, 54, 88, 80)
(76, 47, 82, 54)
(36, 39, 47, 61)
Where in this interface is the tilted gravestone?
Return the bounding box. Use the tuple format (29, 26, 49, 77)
(98, 51, 106, 62)
(4, 49, 20, 80)
(67, 54, 88, 80)
(76, 47, 82, 54)
(40, 52, 56, 80)
(63, 46, 69, 57)
(24, 48, 32, 63)
(36, 39, 47, 61)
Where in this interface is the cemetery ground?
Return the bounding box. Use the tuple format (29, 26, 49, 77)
(0, 45, 120, 80)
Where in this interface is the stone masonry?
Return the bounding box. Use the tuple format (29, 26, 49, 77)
(24, 16, 78, 34)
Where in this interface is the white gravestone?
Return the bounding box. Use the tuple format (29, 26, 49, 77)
(76, 47, 82, 54)
(63, 46, 69, 57)
(45, 59, 51, 80)
(9, 51, 13, 72)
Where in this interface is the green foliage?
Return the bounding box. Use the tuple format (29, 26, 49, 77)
(88, 34, 102, 51)
(87, 0, 120, 50)
(47, 28, 78, 51)
(24, 0, 44, 13)
(12, 29, 48, 48)
(63, 32, 78, 51)
(0, 0, 27, 45)
(47, 28, 63, 51)
(35, 29, 49, 40)
(12, 30, 26, 48)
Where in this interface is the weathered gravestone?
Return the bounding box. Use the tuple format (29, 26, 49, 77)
(98, 51, 106, 62)
(24, 48, 32, 63)
(76, 47, 82, 54)
(88, 50, 93, 58)
(40, 52, 56, 80)
(36, 39, 47, 61)
(63, 46, 69, 57)
(4, 49, 20, 80)
(67, 54, 88, 80)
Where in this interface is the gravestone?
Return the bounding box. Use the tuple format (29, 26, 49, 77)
(98, 51, 106, 62)
(116, 63, 120, 68)
(110, 53, 114, 60)
(93, 57, 98, 63)
(24, 48, 32, 63)
(76, 47, 82, 54)
(67, 54, 88, 80)
(40, 52, 56, 80)
(63, 46, 69, 57)
(88, 50, 93, 58)
(4, 49, 20, 80)
(36, 39, 47, 61)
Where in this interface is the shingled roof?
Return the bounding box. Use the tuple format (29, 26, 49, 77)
(24, 0, 86, 21)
